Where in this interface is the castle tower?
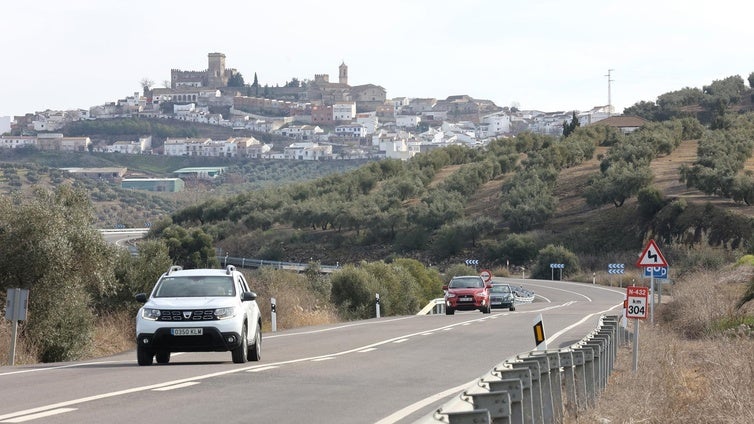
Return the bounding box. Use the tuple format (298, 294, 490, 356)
(339, 61, 348, 85)
(208, 53, 227, 87)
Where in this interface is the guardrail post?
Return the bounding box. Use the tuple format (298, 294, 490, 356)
(487, 379, 524, 424)
(521, 354, 554, 424)
(559, 351, 577, 419)
(545, 351, 563, 423)
(583, 341, 602, 393)
(513, 360, 543, 424)
(469, 391, 511, 423)
(585, 338, 607, 391)
(491, 369, 532, 424)
(573, 346, 595, 407)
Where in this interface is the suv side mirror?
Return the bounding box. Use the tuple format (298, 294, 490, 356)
(135, 293, 148, 303)
(442, 285, 448, 291)
(241, 291, 257, 302)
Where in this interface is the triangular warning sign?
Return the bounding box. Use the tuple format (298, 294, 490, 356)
(636, 239, 668, 267)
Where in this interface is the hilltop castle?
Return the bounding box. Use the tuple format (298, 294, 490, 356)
(170, 52, 239, 89)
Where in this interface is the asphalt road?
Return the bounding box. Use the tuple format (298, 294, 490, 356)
(0, 278, 624, 424)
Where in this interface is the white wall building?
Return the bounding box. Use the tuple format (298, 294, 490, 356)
(395, 115, 421, 128)
(333, 102, 356, 121)
(356, 112, 379, 135)
(481, 112, 512, 135)
(0, 135, 36, 149)
(335, 124, 367, 139)
(284, 142, 333, 160)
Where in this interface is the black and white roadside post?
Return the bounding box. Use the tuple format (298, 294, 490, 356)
(375, 293, 381, 318)
(5, 288, 29, 366)
(270, 297, 277, 332)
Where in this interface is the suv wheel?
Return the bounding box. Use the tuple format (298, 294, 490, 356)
(445, 307, 455, 315)
(248, 326, 261, 362)
(137, 345, 153, 366)
(155, 350, 170, 364)
(231, 325, 248, 364)
(509, 305, 516, 312)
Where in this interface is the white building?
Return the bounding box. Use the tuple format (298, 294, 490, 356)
(333, 102, 356, 121)
(395, 115, 421, 128)
(163, 138, 212, 156)
(335, 124, 367, 139)
(284, 142, 333, 160)
(481, 112, 512, 135)
(356, 112, 379, 135)
(0, 135, 36, 149)
(107, 137, 152, 154)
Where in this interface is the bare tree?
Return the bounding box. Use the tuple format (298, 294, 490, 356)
(139, 78, 154, 95)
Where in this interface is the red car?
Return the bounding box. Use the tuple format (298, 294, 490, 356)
(443, 275, 491, 315)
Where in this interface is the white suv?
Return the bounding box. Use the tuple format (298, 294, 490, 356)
(135, 265, 262, 365)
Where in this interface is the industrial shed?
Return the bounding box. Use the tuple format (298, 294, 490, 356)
(121, 178, 184, 192)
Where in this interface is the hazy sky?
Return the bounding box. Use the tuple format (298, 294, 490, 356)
(2, 0, 752, 118)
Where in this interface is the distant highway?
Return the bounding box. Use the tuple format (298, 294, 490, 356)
(99, 228, 149, 247)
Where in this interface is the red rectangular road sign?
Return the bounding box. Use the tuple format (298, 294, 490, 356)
(626, 286, 649, 319)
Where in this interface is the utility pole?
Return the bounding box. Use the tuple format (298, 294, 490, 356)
(605, 69, 615, 116)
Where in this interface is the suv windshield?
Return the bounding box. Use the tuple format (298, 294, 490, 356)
(154, 276, 235, 297)
(449, 277, 484, 289)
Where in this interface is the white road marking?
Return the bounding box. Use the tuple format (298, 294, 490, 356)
(393, 339, 408, 344)
(358, 348, 377, 353)
(152, 382, 199, 391)
(1, 408, 77, 423)
(0, 315, 487, 422)
(0, 361, 122, 377)
(376, 302, 624, 423)
(311, 357, 335, 362)
(247, 366, 279, 372)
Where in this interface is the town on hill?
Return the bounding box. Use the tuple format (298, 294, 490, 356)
(1, 52, 632, 163)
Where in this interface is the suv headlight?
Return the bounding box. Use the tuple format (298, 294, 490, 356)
(142, 308, 161, 321)
(214, 307, 237, 320)
(445, 293, 456, 299)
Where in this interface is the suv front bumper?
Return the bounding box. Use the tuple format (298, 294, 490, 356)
(137, 327, 243, 353)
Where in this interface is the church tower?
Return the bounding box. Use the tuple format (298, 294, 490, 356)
(339, 61, 348, 85)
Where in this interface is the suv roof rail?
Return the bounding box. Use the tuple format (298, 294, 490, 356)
(225, 264, 236, 275)
(167, 265, 183, 275)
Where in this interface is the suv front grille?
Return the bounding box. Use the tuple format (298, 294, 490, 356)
(157, 309, 217, 321)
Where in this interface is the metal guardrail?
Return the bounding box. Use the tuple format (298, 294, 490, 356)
(415, 315, 626, 424)
(220, 256, 340, 273)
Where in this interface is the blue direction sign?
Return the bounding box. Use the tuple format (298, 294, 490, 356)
(643, 266, 668, 279)
(549, 263, 564, 269)
(608, 263, 625, 274)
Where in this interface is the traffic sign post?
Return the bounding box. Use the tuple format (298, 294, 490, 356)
(549, 263, 564, 280)
(608, 263, 625, 287)
(5, 288, 30, 366)
(636, 240, 668, 324)
(626, 286, 649, 372)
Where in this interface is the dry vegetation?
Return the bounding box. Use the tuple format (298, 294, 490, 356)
(568, 265, 754, 424)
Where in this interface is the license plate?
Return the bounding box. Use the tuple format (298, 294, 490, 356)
(171, 328, 202, 336)
(460, 296, 473, 301)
